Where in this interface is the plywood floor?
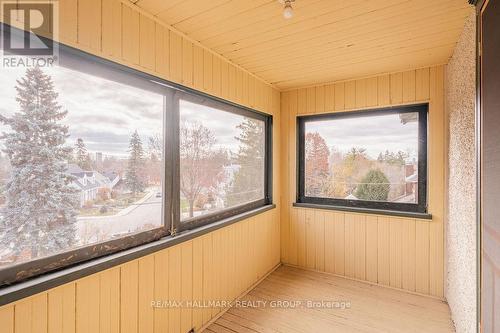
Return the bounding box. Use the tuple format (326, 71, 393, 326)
(204, 265, 455, 333)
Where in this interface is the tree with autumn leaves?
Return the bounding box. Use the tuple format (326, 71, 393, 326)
(304, 132, 330, 196)
(180, 121, 228, 218)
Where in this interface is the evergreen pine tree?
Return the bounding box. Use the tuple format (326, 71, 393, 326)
(126, 130, 146, 196)
(0, 67, 79, 259)
(225, 118, 265, 207)
(75, 138, 91, 170)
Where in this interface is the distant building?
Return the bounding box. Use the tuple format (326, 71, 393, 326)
(67, 164, 120, 207)
(395, 163, 418, 203)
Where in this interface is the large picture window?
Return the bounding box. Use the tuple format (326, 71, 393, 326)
(297, 105, 427, 214)
(178, 95, 268, 230)
(0, 25, 272, 286)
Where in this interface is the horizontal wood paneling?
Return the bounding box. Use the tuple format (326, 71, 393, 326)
(133, 0, 471, 89)
(0, 0, 281, 332)
(280, 67, 446, 298)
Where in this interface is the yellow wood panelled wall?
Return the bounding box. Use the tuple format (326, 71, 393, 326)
(0, 0, 281, 332)
(280, 67, 446, 298)
(0, 211, 280, 333)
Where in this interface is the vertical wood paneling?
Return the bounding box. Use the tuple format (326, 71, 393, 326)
(155, 23, 169, 77)
(334, 83, 345, 111)
(193, 44, 204, 90)
(48, 284, 76, 333)
(169, 246, 182, 333)
(122, 5, 140, 64)
(314, 210, 325, 271)
(139, 15, 156, 70)
(416, 221, 430, 294)
(169, 32, 183, 83)
(306, 87, 315, 114)
(77, 276, 100, 333)
(305, 209, 316, 269)
(297, 88, 307, 115)
(315, 86, 325, 114)
(345, 81, 356, 109)
(138, 256, 155, 333)
(334, 212, 345, 276)
(390, 72, 403, 104)
(324, 211, 335, 273)
(281, 66, 444, 299)
(366, 77, 378, 107)
(182, 38, 194, 86)
(181, 242, 193, 333)
(0, 306, 14, 333)
(229, 65, 237, 104)
(355, 79, 366, 108)
(102, 0, 122, 58)
(203, 50, 213, 93)
(99, 268, 120, 333)
(402, 70, 416, 102)
(377, 217, 391, 286)
(154, 251, 169, 332)
(402, 219, 417, 291)
(78, 0, 101, 51)
(121, 262, 138, 333)
(297, 209, 307, 267)
(354, 215, 366, 280)
(389, 218, 403, 289)
(324, 84, 335, 112)
(366, 216, 378, 283)
(416, 68, 430, 101)
(59, 0, 78, 43)
(212, 56, 222, 97)
(192, 238, 203, 331)
(344, 214, 356, 278)
(377, 75, 391, 106)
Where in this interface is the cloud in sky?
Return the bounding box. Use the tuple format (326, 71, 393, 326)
(306, 113, 419, 159)
(180, 100, 257, 153)
(0, 64, 259, 159)
(0, 64, 164, 158)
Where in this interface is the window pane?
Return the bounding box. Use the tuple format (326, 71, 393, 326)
(0, 64, 164, 268)
(179, 99, 265, 221)
(304, 112, 419, 203)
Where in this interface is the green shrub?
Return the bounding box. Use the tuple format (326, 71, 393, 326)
(355, 169, 390, 201)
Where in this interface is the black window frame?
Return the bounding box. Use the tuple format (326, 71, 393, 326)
(0, 23, 273, 287)
(174, 91, 273, 233)
(296, 104, 428, 215)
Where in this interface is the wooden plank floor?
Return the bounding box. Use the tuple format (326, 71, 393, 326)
(204, 265, 455, 333)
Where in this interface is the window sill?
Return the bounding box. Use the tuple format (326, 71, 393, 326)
(293, 202, 432, 220)
(0, 204, 275, 307)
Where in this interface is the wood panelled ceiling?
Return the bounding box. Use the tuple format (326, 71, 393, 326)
(131, 0, 472, 90)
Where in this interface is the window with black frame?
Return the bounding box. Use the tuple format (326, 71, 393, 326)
(176, 92, 272, 231)
(0, 26, 272, 287)
(296, 105, 428, 215)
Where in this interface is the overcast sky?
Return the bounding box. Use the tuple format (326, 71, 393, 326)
(180, 99, 248, 153)
(306, 113, 418, 160)
(0, 64, 258, 160)
(0, 65, 165, 158)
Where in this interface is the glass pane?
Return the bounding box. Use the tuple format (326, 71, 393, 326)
(304, 112, 419, 203)
(179, 99, 265, 221)
(0, 64, 164, 268)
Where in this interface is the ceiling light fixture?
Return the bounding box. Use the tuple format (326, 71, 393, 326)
(279, 0, 295, 19)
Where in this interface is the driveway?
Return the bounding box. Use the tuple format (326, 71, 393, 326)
(76, 189, 163, 244)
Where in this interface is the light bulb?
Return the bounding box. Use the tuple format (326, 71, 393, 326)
(283, 3, 293, 19)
